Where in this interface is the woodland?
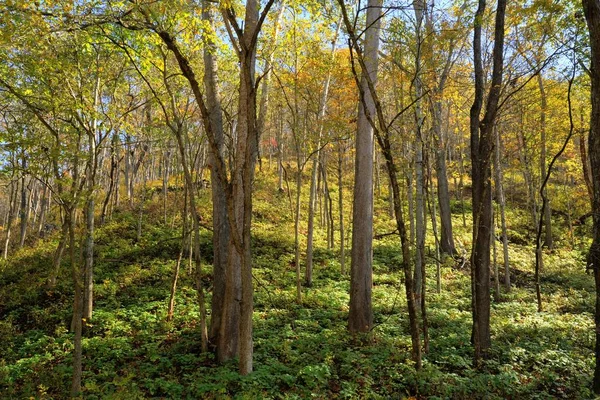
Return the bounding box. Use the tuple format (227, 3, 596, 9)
(0, 0, 600, 398)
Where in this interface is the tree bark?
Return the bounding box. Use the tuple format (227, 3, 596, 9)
(494, 127, 510, 290)
(338, 145, 346, 275)
(348, 0, 381, 334)
(69, 208, 83, 398)
(433, 103, 457, 255)
(201, 1, 233, 355)
(469, 0, 507, 366)
(582, 1, 600, 393)
(18, 156, 28, 248)
(3, 178, 18, 259)
(538, 74, 554, 249)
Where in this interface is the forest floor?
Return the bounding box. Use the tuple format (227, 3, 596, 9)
(0, 171, 596, 399)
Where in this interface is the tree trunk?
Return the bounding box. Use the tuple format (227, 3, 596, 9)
(517, 118, 538, 227)
(469, 0, 506, 366)
(348, 0, 381, 334)
(429, 156, 442, 294)
(413, 0, 426, 307)
(294, 160, 303, 302)
(338, 146, 346, 275)
(69, 208, 83, 397)
(167, 187, 187, 322)
(18, 157, 28, 248)
(201, 1, 233, 355)
(586, 3, 600, 384)
(47, 219, 69, 289)
(36, 180, 49, 236)
(306, 18, 341, 286)
(433, 102, 457, 255)
(538, 74, 554, 249)
(581, 108, 594, 205)
(494, 127, 511, 290)
(306, 158, 318, 287)
(3, 179, 18, 259)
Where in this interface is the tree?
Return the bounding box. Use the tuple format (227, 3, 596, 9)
(348, 0, 382, 334)
(338, 0, 422, 368)
(582, 0, 600, 393)
(469, 0, 507, 365)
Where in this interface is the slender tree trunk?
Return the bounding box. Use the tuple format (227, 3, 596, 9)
(36, 181, 48, 236)
(429, 157, 441, 293)
(3, 179, 18, 259)
(458, 149, 467, 228)
(101, 133, 117, 225)
(18, 157, 28, 248)
(580, 106, 594, 206)
(47, 219, 69, 289)
(294, 160, 303, 302)
(494, 127, 511, 290)
(338, 146, 345, 275)
(492, 206, 500, 300)
(277, 110, 284, 192)
(538, 74, 553, 249)
(83, 76, 99, 322)
(306, 18, 341, 285)
(413, 0, 426, 305)
(433, 103, 457, 255)
(387, 156, 422, 369)
(517, 119, 538, 227)
(69, 208, 83, 397)
(163, 148, 171, 225)
(407, 172, 416, 245)
(167, 188, 187, 322)
(306, 158, 318, 287)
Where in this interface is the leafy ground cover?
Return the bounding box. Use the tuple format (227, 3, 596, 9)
(0, 173, 595, 399)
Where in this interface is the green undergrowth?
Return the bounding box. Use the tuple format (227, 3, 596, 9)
(0, 171, 596, 399)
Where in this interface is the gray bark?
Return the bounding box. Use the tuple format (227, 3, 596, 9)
(538, 74, 554, 249)
(494, 127, 510, 290)
(348, 0, 381, 333)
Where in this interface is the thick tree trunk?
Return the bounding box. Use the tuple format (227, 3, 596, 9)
(158, 0, 274, 374)
(201, 1, 233, 354)
(348, 0, 381, 334)
(470, 0, 506, 366)
(581, 2, 600, 393)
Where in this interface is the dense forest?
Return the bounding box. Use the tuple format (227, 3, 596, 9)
(0, 0, 599, 398)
